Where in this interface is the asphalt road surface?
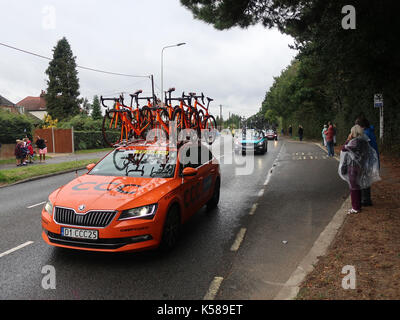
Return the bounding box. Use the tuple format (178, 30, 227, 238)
(0, 136, 348, 300)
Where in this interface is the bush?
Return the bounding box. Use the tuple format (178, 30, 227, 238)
(74, 131, 119, 150)
(0, 109, 33, 143)
(59, 114, 103, 131)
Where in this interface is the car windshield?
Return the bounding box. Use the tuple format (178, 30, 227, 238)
(241, 131, 263, 140)
(89, 148, 177, 178)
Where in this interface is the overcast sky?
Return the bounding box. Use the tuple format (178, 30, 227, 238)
(0, 0, 296, 119)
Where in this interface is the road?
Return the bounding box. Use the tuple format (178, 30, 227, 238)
(0, 136, 348, 300)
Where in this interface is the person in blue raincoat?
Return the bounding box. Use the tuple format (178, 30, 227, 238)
(356, 116, 380, 206)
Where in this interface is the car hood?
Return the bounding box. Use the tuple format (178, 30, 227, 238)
(51, 174, 176, 212)
(239, 138, 264, 143)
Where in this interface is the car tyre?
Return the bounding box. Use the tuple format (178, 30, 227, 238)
(160, 205, 181, 252)
(207, 178, 220, 211)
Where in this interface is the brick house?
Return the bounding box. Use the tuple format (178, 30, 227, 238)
(0, 94, 24, 114)
(17, 90, 47, 120)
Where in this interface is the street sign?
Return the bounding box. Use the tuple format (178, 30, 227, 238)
(374, 93, 383, 108)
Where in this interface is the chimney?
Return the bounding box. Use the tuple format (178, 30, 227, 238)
(40, 90, 46, 97)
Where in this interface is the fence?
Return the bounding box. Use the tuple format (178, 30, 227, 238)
(33, 128, 74, 153)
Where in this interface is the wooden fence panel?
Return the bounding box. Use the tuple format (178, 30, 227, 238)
(33, 128, 73, 153)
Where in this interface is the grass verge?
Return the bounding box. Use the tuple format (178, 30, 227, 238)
(296, 152, 400, 299)
(0, 158, 99, 185)
(75, 148, 112, 154)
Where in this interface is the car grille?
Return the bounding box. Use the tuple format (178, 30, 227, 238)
(54, 207, 116, 228)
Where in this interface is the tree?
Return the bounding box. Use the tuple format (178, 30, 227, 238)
(91, 95, 102, 120)
(181, 0, 400, 151)
(81, 98, 91, 116)
(45, 37, 81, 120)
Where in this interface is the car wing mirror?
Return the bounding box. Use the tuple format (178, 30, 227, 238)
(86, 163, 96, 171)
(182, 167, 198, 177)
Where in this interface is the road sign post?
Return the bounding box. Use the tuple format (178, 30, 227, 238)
(374, 93, 384, 141)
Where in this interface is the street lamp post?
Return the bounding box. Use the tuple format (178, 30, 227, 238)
(161, 42, 186, 105)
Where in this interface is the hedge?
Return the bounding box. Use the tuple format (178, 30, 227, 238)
(73, 131, 119, 150)
(0, 109, 33, 143)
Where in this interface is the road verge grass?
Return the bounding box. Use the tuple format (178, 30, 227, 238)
(0, 158, 99, 186)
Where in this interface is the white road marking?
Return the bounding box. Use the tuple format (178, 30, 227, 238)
(0, 241, 34, 258)
(203, 276, 224, 300)
(27, 201, 46, 209)
(230, 228, 247, 251)
(264, 173, 271, 185)
(258, 189, 264, 197)
(249, 203, 258, 215)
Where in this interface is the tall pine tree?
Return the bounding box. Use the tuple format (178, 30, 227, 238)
(45, 37, 81, 120)
(91, 95, 102, 120)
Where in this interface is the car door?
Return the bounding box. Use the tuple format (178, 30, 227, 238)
(179, 144, 202, 220)
(196, 145, 216, 205)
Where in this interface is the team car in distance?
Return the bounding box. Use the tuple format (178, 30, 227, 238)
(41, 140, 221, 252)
(234, 129, 268, 154)
(265, 129, 278, 141)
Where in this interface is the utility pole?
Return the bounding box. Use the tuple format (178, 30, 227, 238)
(219, 104, 223, 131)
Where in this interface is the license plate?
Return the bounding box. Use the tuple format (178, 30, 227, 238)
(61, 227, 98, 240)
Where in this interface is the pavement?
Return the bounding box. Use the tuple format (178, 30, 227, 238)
(0, 137, 349, 300)
(0, 151, 110, 171)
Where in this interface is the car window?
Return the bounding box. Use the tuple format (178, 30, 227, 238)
(199, 145, 213, 165)
(89, 148, 177, 178)
(179, 144, 201, 169)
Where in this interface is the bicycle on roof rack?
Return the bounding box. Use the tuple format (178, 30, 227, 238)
(100, 92, 153, 147)
(185, 92, 217, 145)
(101, 87, 218, 147)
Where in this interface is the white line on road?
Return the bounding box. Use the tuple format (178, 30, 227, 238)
(203, 276, 224, 300)
(0, 241, 34, 258)
(27, 201, 46, 209)
(258, 189, 264, 197)
(230, 228, 247, 252)
(249, 203, 258, 216)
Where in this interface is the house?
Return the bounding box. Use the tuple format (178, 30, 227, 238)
(0, 94, 24, 114)
(17, 90, 47, 120)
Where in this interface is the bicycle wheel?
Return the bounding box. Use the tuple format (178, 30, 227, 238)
(203, 115, 217, 145)
(102, 109, 125, 147)
(172, 108, 186, 132)
(197, 109, 205, 129)
(187, 107, 201, 136)
(139, 106, 153, 139)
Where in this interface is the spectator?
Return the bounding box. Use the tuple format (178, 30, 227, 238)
(35, 135, 47, 163)
(288, 125, 292, 137)
(338, 125, 380, 214)
(298, 125, 304, 141)
(24, 137, 35, 163)
(322, 124, 327, 146)
(14, 140, 26, 166)
(324, 122, 335, 157)
(333, 123, 337, 146)
(356, 116, 380, 206)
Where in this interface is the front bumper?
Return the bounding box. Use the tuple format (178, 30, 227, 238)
(234, 143, 265, 153)
(41, 209, 162, 252)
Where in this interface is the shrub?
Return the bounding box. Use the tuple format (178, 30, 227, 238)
(74, 131, 119, 150)
(0, 109, 33, 143)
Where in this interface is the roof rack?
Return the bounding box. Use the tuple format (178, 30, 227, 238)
(111, 135, 209, 149)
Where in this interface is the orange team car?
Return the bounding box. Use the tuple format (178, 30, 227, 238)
(41, 140, 221, 252)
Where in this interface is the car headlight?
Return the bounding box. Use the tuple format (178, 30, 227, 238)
(44, 200, 53, 215)
(257, 141, 264, 146)
(118, 204, 158, 220)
